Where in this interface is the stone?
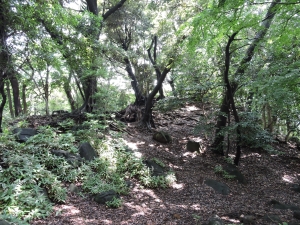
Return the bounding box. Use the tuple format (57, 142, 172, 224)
(269, 199, 300, 211)
(79, 142, 98, 161)
(204, 179, 230, 195)
(94, 190, 119, 204)
(50, 149, 82, 167)
(69, 183, 79, 194)
(0, 219, 11, 225)
(143, 159, 165, 176)
(293, 211, 300, 220)
(292, 184, 300, 193)
(240, 215, 255, 224)
(186, 140, 200, 152)
(153, 131, 172, 144)
(13, 128, 37, 142)
(223, 163, 247, 184)
(207, 215, 224, 225)
(125, 180, 135, 189)
(263, 214, 281, 223)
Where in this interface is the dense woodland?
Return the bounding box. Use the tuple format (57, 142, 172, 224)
(0, 0, 300, 224)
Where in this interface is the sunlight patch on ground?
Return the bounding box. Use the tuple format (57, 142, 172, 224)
(190, 204, 201, 210)
(171, 182, 184, 189)
(60, 205, 81, 215)
(221, 216, 240, 224)
(186, 105, 199, 111)
(182, 151, 198, 158)
(241, 152, 261, 158)
(123, 140, 141, 150)
(282, 174, 298, 183)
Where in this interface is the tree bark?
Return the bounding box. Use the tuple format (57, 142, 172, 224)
(148, 36, 165, 100)
(0, 0, 8, 132)
(9, 72, 22, 117)
(41, 0, 128, 113)
(64, 72, 76, 111)
(142, 58, 173, 128)
(22, 83, 27, 114)
(212, 0, 280, 164)
(6, 81, 13, 118)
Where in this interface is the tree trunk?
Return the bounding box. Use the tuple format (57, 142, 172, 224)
(9, 72, 22, 117)
(0, 0, 8, 132)
(6, 81, 13, 118)
(22, 83, 27, 114)
(64, 72, 76, 111)
(148, 36, 165, 100)
(124, 57, 144, 105)
(142, 58, 173, 128)
(41, 0, 128, 113)
(212, 0, 280, 164)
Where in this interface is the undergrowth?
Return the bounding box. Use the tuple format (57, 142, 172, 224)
(0, 119, 175, 223)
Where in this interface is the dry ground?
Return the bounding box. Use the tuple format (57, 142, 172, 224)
(32, 103, 300, 225)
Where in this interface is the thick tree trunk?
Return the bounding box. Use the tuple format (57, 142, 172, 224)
(6, 81, 13, 118)
(142, 58, 173, 128)
(0, 0, 8, 132)
(9, 73, 22, 117)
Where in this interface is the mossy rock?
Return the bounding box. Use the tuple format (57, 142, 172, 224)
(153, 131, 172, 144)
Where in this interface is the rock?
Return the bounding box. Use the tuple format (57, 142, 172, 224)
(69, 183, 79, 194)
(292, 184, 300, 193)
(293, 211, 300, 220)
(50, 149, 82, 167)
(187, 140, 200, 152)
(269, 199, 300, 211)
(204, 179, 230, 195)
(263, 214, 281, 223)
(240, 214, 255, 224)
(0, 219, 11, 225)
(94, 190, 119, 204)
(79, 142, 98, 161)
(207, 215, 224, 225)
(223, 163, 247, 184)
(143, 159, 165, 176)
(51, 149, 69, 158)
(153, 131, 172, 144)
(125, 180, 135, 189)
(13, 128, 37, 142)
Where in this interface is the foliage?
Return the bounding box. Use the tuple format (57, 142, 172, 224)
(105, 197, 123, 208)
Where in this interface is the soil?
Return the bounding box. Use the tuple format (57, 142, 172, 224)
(31, 103, 300, 225)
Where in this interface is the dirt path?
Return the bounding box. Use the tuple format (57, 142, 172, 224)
(32, 104, 300, 225)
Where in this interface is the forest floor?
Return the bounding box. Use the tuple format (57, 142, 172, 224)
(31, 103, 300, 225)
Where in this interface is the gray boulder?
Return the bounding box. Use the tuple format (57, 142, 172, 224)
(79, 142, 98, 161)
(204, 179, 230, 195)
(223, 163, 247, 184)
(207, 215, 224, 225)
(143, 159, 165, 176)
(13, 128, 37, 142)
(50, 149, 82, 167)
(94, 190, 119, 204)
(0, 219, 11, 225)
(153, 131, 172, 144)
(269, 199, 300, 211)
